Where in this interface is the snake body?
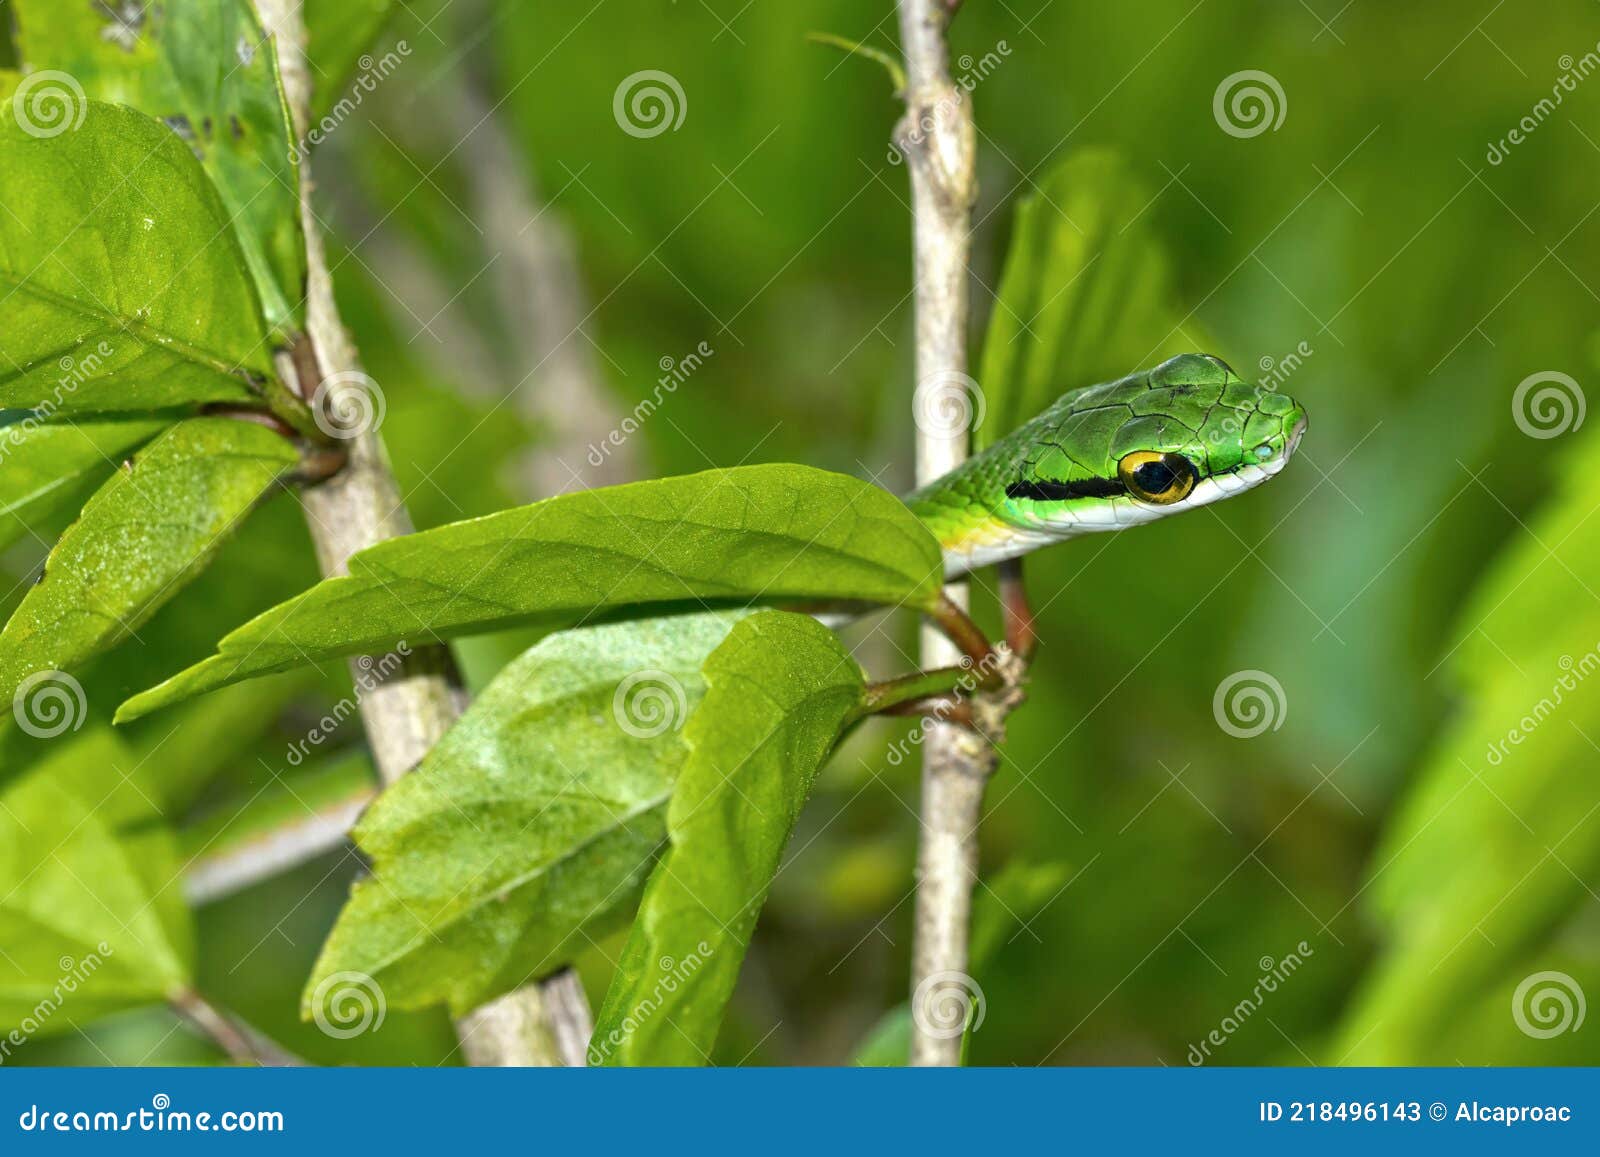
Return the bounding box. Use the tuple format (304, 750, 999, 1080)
(908, 354, 1308, 577)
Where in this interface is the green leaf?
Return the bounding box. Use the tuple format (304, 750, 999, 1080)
(0, 414, 171, 552)
(1333, 427, 1600, 1063)
(0, 755, 193, 1036)
(976, 149, 1205, 450)
(120, 464, 942, 721)
(0, 417, 298, 713)
(853, 859, 1073, 1066)
(590, 611, 865, 1066)
(11, 0, 306, 335)
(304, 612, 748, 1018)
(0, 100, 277, 415)
(306, 0, 397, 120)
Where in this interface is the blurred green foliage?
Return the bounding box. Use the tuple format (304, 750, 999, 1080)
(6, 0, 1599, 1065)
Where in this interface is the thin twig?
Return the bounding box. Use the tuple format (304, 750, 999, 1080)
(998, 558, 1037, 659)
(169, 988, 303, 1067)
(894, 0, 998, 1068)
(255, 0, 590, 1066)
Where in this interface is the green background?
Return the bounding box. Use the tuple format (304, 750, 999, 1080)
(5, 0, 1598, 1065)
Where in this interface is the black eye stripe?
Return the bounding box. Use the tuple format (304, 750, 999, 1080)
(1005, 477, 1126, 501)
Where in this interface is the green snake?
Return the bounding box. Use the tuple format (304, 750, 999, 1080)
(907, 354, 1309, 577)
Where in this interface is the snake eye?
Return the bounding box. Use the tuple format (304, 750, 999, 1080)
(1117, 451, 1196, 505)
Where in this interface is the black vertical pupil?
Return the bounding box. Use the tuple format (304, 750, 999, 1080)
(1133, 458, 1180, 494)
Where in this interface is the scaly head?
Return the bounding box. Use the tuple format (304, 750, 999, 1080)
(911, 354, 1308, 576)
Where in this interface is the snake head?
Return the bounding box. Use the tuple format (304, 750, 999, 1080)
(998, 353, 1308, 539)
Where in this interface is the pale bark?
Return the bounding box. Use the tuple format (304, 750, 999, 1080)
(255, 0, 590, 1066)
